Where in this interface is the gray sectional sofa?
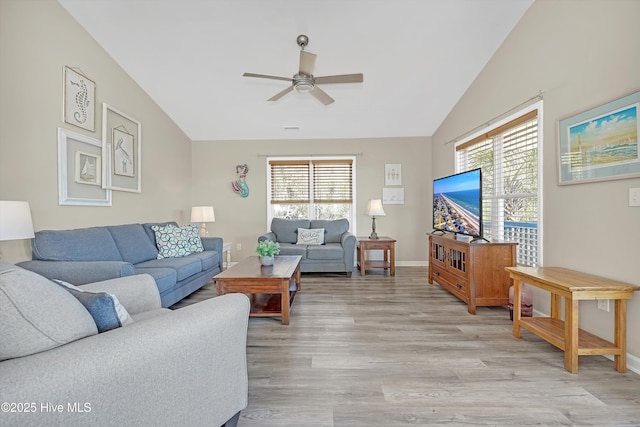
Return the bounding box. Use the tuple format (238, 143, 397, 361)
(17, 222, 223, 307)
(258, 218, 356, 277)
(0, 263, 249, 427)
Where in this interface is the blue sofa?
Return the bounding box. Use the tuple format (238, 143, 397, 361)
(17, 222, 223, 307)
(258, 218, 356, 277)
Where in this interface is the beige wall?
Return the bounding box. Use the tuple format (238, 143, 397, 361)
(192, 137, 431, 265)
(0, 0, 193, 262)
(432, 0, 640, 360)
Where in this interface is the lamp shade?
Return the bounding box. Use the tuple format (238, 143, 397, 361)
(366, 199, 386, 217)
(191, 206, 215, 223)
(0, 201, 35, 241)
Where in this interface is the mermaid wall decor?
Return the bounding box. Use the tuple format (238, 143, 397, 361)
(231, 164, 249, 198)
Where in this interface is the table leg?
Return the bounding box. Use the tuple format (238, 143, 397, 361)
(281, 279, 290, 325)
(614, 299, 627, 373)
(564, 297, 579, 373)
(550, 294, 561, 319)
(390, 244, 395, 276)
(513, 278, 522, 338)
(215, 281, 224, 296)
(359, 244, 366, 277)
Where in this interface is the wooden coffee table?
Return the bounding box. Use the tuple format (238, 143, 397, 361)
(214, 255, 301, 325)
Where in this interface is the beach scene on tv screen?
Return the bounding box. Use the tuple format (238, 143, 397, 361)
(433, 171, 481, 236)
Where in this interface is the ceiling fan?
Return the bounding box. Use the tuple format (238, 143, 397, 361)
(243, 34, 363, 105)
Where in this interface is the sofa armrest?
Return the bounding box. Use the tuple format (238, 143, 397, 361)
(79, 274, 161, 315)
(258, 232, 276, 242)
(201, 236, 223, 270)
(16, 260, 135, 285)
(341, 232, 357, 269)
(0, 293, 250, 427)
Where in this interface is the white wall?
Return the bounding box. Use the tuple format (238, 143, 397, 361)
(0, 0, 194, 262)
(432, 0, 640, 361)
(192, 137, 432, 265)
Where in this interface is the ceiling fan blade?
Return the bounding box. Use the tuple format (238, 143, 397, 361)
(299, 50, 316, 76)
(315, 73, 364, 84)
(243, 72, 292, 82)
(310, 86, 334, 105)
(268, 85, 294, 102)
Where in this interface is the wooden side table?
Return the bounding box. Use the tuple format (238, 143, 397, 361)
(357, 237, 396, 277)
(506, 266, 640, 373)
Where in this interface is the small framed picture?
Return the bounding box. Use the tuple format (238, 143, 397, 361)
(112, 128, 135, 177)
(63, 66, 96, 131)
(75, 151, 101, 186)
(385, 164, 402, 185)
(58, 127, 111, 206)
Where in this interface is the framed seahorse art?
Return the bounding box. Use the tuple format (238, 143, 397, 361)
(63, 66, 96, 131)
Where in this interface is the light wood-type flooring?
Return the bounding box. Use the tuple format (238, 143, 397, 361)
(172, 267, 640, 426)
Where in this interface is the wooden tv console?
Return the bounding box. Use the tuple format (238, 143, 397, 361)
(428, 233, 517, 314)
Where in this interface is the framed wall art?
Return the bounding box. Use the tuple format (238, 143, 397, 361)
(102, 103, 141, 192)
(558, 89, 640, 185)
(63, 66, 96, 131)
(385, 163, 402, 186)
(382, 187, 404, 204)
(58, 127, 111, 206)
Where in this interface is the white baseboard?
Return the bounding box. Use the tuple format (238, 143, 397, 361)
(396, 261, 429, 267)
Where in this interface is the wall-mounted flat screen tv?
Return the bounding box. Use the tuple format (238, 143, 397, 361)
(433, 168, 482, 238)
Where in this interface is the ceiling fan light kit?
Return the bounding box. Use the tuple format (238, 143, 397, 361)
(243, 34, 363, 105)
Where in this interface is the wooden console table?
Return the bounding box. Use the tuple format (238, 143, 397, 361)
(506, 266, 640, 373)
(357, 237, 396, 277)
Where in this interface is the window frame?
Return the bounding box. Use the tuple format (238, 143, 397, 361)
(266, 155, 357, 232)
(455, 102, 543, 267)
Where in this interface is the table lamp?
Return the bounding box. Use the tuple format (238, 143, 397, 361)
(190, 206, 215, 236)
(366, 199, 385, 239)
(0, 201, 35, 261)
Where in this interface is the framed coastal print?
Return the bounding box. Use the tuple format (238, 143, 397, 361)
(74, 151, 101, 186)
(58, 127, 111, 206)
(558, 90, 640, 185)
(102, 103, 141, 192)
(63, 66, 96, 131)
(385, 164, 402, 186)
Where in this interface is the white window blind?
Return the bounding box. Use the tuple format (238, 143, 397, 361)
(268, 158, 354, 222)
(456, 109, 541, 266)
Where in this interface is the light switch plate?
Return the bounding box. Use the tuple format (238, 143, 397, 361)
(630, 188, 640, 207)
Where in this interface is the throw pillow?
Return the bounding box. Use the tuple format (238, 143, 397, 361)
(151, 223, 204, 259)
(296, 228, 325, 245)
(53, 280, 134, 333)
(0, 264, 98, 361)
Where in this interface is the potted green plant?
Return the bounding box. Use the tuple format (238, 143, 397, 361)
(256, 240, 280, 266)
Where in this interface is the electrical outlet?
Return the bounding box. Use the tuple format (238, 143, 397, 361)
(597, 299, 610, 312)
(236, 243, 242, 251)
(630, 188, 640, 207)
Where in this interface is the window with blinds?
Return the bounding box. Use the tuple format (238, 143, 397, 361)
(268, 158, 354, 222)
(456, 108, 541, 267)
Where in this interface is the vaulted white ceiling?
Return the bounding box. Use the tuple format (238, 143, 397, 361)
(58, 0, 533, 141)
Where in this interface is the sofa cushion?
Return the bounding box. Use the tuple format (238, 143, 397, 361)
(187, 250, 219, 271)
(277, 243, 307, 259)
(133, 267, 177, 295)
(0, 264, 98, 361)
(271, 218, 310, 243)
(151, 224, 204, 259)
(306, 243, 345, 260)
(54, 279, 134, 333)
(310, 219, 349, 243)
(107, 224, 158, 264)
(31, 227, 122, 262)
(136, 256, 202, 282)
(296, 228, 325, 245)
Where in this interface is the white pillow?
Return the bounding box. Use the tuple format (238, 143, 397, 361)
(296, 228, 325, 245)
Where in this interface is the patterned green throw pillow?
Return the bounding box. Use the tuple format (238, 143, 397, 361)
(151, 224, 204, 259)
